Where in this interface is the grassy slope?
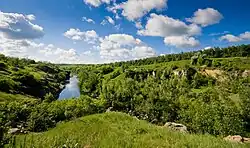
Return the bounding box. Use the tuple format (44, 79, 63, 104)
(0, 92, 36, 103)
(13, 112, 249, 148)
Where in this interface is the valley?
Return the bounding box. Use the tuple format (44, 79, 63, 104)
(1, 45, 250, 147)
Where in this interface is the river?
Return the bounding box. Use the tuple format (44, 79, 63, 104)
(58, 76, 80, 100)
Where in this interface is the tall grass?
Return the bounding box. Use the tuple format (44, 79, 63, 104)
(8, 112, 249, 148)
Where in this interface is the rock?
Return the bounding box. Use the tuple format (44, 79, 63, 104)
(8, 128, 21, 135)
(224, 135, 243, 143)
(164, 122, 188, 133)
(242, 70, 250, 77)
(224, 135, 250, 143)
(243, 137, 250, 143)
(106, 107, 113, 112)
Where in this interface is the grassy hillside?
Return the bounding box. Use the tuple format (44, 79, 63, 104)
(2, 45, 250, 147)
(0, 54, 70, 102)
(10, 112, 249, 148)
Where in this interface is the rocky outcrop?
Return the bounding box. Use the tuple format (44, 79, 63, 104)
(8, 126, 27, 135)
(224, 135, 250, 143)
(242, 70, 250, 77)
(8, 128, 20, 135)
(201, 69, 223, 79)
(164, 122, 188, 133)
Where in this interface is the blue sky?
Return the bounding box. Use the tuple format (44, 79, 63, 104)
(0, 0, 249, 63)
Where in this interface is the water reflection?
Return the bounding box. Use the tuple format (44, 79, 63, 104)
(58, 76, 80, 100)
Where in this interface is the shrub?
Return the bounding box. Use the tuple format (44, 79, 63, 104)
(0, 77, 16, 92)
(178, 89, 244, 136)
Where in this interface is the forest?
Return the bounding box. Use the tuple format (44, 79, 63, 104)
(1, 44, 250, 147)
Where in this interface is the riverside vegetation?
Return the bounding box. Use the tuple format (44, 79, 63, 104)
(1, 44, 250, 147)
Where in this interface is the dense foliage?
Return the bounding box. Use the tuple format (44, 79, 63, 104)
(0, 54, 70, 100)
(66, 45, 250, 136)
(1, 44, 250, 146)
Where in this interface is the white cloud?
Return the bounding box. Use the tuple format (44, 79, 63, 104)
(82, 17, 95, 24)
(26, 14, 36, 21)
(219, 31, 250, 42)
(98, 34, 156, 61)
(101, 16, 115, 26)
(164, 36, 200, 48)
(209, 31, 230, 36)
(137, 13, 202, 48)
(135, 21, 143, 29)
(186, 8, 223, 27)
(101, 20, 107, 25)
(239, 31, 250, 40)
(0, 34, 83, 64)
(110, 0, 167, 21)
(204, 46, 212, 50)
(114, 24, 122, 31)
(83, 0, 112, 7)
(138, 13, 201, 37)
(219, 34, 242, 42)
(64, 28, 99, 44)
(132, 46, 156, 58)
(0, 11, 44, 39)
(105, 16, 115, 25)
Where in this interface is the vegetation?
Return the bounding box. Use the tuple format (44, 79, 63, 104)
(0, 54, 70, 101)
(1, 44, 250, 147)
(9, 112, 250, 148)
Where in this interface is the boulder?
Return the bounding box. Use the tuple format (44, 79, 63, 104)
(8, 128, 21, 135)
(242, 70, 250, 77)
(243, 137, 250, 143)
(164, 122, 188, 133)
(224, 135, 243, 143)
(224, 135, 250, 143)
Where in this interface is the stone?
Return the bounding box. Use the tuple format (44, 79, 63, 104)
(242, 70, 250, 77)
(224, 135, 243, 143)
(8, 128, 21, 135)
(164, 122, 188, 133)
(106, 107, 113, 112)
(243, 137, 250, 143)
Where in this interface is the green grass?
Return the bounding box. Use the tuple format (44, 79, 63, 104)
(0, 91, 36, 103)
(11, 112, 249, 148)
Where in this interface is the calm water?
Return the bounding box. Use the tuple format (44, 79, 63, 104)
(58, 76, 80, 100)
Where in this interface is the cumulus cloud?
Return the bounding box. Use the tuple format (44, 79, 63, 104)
(219, 34, 242, 42)
(219, 31, 250, 42)
(108, 0, 167, 21)
(98, 34, 156, 61)
(138, 13, 201, 37)
(137, 13, 202, 48)
(0, 34, 83, 64)
(239, 31, 250, 40)
(64, 28, 99, 44)
(26, 14, 36, 21)
(0, 11, 44, 39)
(82, 17, 95, 24)
(83, 0, 112, 7)
(186, 8, 223, 27)
(164, 36, 200, 48)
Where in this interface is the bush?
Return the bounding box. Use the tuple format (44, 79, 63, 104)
(44, 93, 55, 103)
(0, 77, 16, 92)
(178, 89, 244, 136)
(1, 96, 105, 133)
